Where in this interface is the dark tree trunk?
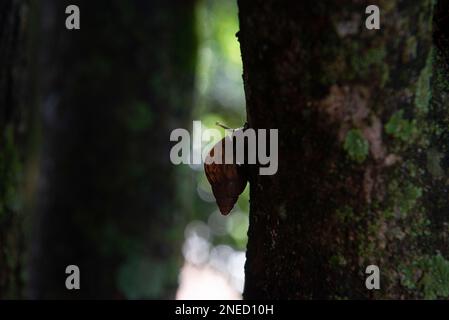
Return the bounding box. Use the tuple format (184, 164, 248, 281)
(238, 0, 449, 299)
(0, 0, 33, 299)
(29, 0, 196, 299)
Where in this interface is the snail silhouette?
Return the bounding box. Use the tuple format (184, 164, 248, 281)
(204, 123, 248, 215)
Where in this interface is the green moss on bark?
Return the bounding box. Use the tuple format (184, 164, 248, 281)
(343, 129, 369, 163)
(401, 254, 449, 299)
(385, 110, 418, 142)
(415, 51, 433, 113)
(240, 0, 445, 299)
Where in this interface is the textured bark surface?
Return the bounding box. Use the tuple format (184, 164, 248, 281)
(29, 0, 196, 299)
(239, 0, 449, 299)
(0, 0, 32, 299)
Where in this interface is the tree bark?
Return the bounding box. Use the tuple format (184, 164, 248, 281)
(0, 0, 33, 299)
(29, 0, 196, 299)
(238, 0, 449, 299)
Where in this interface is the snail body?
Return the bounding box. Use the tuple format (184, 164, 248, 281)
(204, 129, 248, 215)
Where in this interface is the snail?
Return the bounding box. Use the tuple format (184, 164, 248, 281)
(204, 123, 248, 215)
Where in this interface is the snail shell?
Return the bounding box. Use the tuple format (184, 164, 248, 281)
(204, 133, 247, 215)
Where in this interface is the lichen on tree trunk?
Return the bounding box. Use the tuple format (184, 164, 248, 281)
(238, 0, 449, 299)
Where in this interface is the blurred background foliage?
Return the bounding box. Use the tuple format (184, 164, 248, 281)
(0, 0, 248, 300)
(176, 0, 249, 297)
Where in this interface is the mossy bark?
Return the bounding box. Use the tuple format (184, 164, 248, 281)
(0, 0, 33, 299)
(238, 0, 449, 299)
(29, 0, 196, 299)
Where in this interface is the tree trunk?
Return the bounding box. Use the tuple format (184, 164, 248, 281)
(0, 0, 33, 299)
(29, 0, 196, 299)
(238, 0, 449, 299)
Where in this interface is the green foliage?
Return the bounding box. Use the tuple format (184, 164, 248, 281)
(192, 0, 247, 249)
(385, 110, 417, 142)
(160, 2, 251, 285)
(343, 129, 369, 163)
(227, 210, 249, 250)
(195, 0, 245, 116)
